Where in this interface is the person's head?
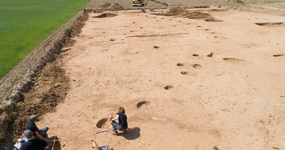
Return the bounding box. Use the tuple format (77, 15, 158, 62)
(30, 115, 40, 123)
(118, 107, 125, 114)
(24, 130, 34, 139)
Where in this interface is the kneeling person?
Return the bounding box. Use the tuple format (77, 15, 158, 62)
(110, 107, 128, 135)
(27, 115, 49, 142)
(19, 130, 48, 150)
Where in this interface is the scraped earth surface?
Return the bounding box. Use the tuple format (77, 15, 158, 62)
(31, 8, 285, 150)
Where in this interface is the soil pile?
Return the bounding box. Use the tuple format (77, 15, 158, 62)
(227, 0, 245, 5)
(108, 3, 125, 11)
(70, 12, 88, 38)
(183, 11, 211, 19)
(162, 8, 222, 22)
(63, 12, 89, 47)
(164, 7, 185, 16)
(13, 62, 70, 137)
(100, 2, 112, 8)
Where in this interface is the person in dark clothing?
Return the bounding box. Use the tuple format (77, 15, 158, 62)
(27, 115, 49, 142)
(110, 107, 128, 135)
(18, 130, 48, 150)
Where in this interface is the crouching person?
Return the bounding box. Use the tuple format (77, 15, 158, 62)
(18, 130, 48, 150)
(110, 107, 128, 135)
(27, 115, 49, 142)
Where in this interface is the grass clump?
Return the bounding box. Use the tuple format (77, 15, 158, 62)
(213, 145, 220, 150)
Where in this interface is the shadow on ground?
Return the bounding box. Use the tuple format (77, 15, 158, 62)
(119, 127, 140, 140)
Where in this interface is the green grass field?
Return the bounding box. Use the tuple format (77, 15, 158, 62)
(0, 0, 90, 79)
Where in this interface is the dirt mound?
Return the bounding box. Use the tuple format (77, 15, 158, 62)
(161, 8, 222, 22)
(183, 11, 211, 19)
(100, 2, 111, 8)
(164, 7, 185, 16)
(64, 12, 89, 47)
(13, 61, 70, 138)
(227, 0, 245, 5)
(108, 3, 124, 11)
(70, 12, 88, 38)
(92, 13, 118, 18)
(183, 11, 222, 22)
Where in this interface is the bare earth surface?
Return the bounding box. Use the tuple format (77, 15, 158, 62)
(38, 9, 285, 150)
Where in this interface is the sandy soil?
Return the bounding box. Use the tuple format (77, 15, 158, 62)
(37, 8, 285, 150)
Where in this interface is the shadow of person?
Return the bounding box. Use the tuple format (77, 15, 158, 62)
(119, 127, 140, 140)
(46, 136, 61, 150)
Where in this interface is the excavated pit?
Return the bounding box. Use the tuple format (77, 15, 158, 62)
(164, 85, 174, 90)
(192, 64, 202, 68)
(223, 57, 244, 62)
(255, 22, 284, 27)
(96, 118, 108, 128)
(273, 54, 284, 57)
(93, 13, 118, 18)
(137, 101, 150, 110)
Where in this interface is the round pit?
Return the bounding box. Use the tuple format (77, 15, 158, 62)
(137, 101, 150, 110)
(96, 118, 108, 128)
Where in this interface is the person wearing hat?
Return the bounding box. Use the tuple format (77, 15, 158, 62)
(18, 130, 48, 150)
(27, 115, 49, 142)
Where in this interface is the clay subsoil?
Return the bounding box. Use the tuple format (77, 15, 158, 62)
(11, 6, 285, 150)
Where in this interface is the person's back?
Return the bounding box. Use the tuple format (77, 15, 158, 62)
(19, 130, 48, 150)
(118, 112, 128, 129)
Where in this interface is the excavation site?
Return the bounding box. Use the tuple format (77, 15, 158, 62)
(1, 1, 285, 150)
